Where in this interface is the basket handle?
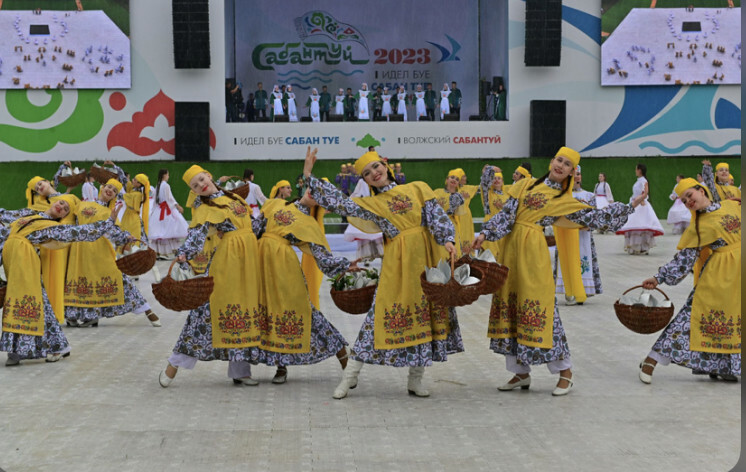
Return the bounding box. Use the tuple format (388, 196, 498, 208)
(165, 260, 180, 278)
(449, 251, 456, 281)
(621, 284, 670, 301)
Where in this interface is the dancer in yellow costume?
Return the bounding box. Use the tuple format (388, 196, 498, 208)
(63, 179, 161, 328)
(451, 168, 480, 255)
(23, 173, 80, 324)
(473, 147, 639, 396)
(1, 199, 122, 366)
(701, 160, 740, 202)
(479, 165, 510, 258)
(432, 170, 466, 260)
(159, 165, 263, 388)
(269, 180, 292, 200)
(252, 191, 352, 384)
(302, 147, 460, 399)
(300, 177, 331, 309)
(638, 178, 741, 384)
(119, 173, 150, 250)
(185, 189, 214, 274)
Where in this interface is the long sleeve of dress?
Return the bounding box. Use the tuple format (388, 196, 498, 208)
(308, 242, 350, 278)
(26, 219, 115, 244)
(52, 163, 67, 188)
(163, 182, 178, 207)
(446, 192, 465, 216)
(654, 247, 700, 285)
(253, 185, 267, 205)
(0, 225, 11, 258)
(480, 198, 518, 242)
(0, 208, 36, 225)
(108, 164, 127, 185)
(106, 224, 134, 247)
(252, 214, 267, 238)
(606, 183, 614, 202)
(563, 202, 634, 232)
(701, 163, 720, 203)
(422, 199, 456, 245)
(306, 175, 397, 236)
(480, 166, 495, 214)
(177, 223, 209, 259)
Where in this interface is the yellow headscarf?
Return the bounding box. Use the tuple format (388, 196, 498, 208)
(715, 162, 729, 171)
(98, 178, 123, 209)
(675, 177, 712, 200)
(555, 146, 581, 167)
(182, 165, 210, 185)
(495, 172, 503, 180)
(133, 173, 151, 235)
(354, 151, 393, 178)
(26, 176, 46, 207)
(452, 168, 466, 181)
(269, 180, 291, 199)
(52, 193, 80, 224)
(447, 169, 461, 179)
(515, 166, 531, 179)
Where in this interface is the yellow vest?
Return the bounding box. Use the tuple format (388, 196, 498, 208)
(2, 217, 61, 336)
(352, 182, 451, 350)
(678, 200, 740, 354)
(488, 178, 589, 348)
(64, 202, 124, 307)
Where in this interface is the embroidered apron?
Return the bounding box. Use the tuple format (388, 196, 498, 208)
(351, 182, 451, 350)
(192, 195, 261, 349)
(678, 200, 741, 354)
(64, 202, 124, 307)
(488, 179, 588, 349)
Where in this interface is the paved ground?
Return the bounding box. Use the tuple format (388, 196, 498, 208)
(0, 222, 741, 472)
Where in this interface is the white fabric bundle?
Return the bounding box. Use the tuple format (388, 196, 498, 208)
(60, 166, 84, 177)
(473, 249, 496, 263)
(618, 289, 672, 308)
(342, 271, 377, 291)
(424, 259, 480, 286)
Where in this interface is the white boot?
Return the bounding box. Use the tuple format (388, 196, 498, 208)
(407, 367, 430, 397)
(333, 359, 363, 399)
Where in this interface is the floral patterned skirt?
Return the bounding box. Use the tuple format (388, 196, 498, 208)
(0, 286, 69, 359)
(489, 303, 571, 366)
(173, 302, 347, 365)
(652, 290, 741, 376)
(351, 294, 464, 367)
(64, 275, 149, 323)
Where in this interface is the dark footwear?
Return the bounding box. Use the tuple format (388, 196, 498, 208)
(79, 320, 98, 328)
(272, 366, 288, 384)
(5, 355, 21, 366)
(46, 352, 71, 363)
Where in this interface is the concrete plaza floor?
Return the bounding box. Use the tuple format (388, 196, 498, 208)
(0, 223, 741, 472)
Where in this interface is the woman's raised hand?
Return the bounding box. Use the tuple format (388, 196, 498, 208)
(471, 234, 486, 251)
(109, 202, 123, 221)
(303, 146, 318, 178)
(642, 277, 658, 290)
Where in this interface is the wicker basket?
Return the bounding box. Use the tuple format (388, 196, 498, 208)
(116, 242, 156, 276)
(420, 254, 485, 307)
(545, 235, 556, 247)
(330, 271, 377, 315)
(230, 183, 250, 199)
(89, 165, 118, 185)
(613, 285, 675, 334)
(57, 172, 87, 188)
(457, 254, 509, 295)
(152, 261, 214, 311)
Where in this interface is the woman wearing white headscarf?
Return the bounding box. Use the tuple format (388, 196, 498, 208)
(271, 85, 284, 120)
(356, 83, 370, 120)
(307, 88, 321, 122)
(439, 83, 451, 120)
(414, 84, 427, 120)
(381, 87, 393, 120)
(334, 88, 345, 115)
(286, 85, 298, 122)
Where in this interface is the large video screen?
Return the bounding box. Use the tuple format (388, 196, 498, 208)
(0, 0, 130, 90)
(601, 1, 740, 86)
(225, 0, 508, 122)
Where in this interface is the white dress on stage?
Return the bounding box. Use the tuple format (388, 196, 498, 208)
(381, 93, 393, 119)
(666, 185, 691, 234)
(334, 94, 344, 115)
(358, 89, 370, 120)
(440, 89, 451, 119)
(615, 176, 664, 254)
(286, 92, 298, 122)
(343, 179, 383, 259)
(272, 91, 284, 116)
(414, 91, 426, 119)
(396, 92, 408, 121)
(148, 181, 189, 256)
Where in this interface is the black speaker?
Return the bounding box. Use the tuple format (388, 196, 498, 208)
(468, 115, 482, 121)
(443, 113, 459, 121)
(273, 115, 289, 122)
(374, 115, 388, 121)
(418, 115, 432, 121)
(173, 0, 210, 69)
(327, 114, 344, 122)
(300, 116, 312, 122)
(389, 114, 404, 122)
(525, 0, 562, 67)
(175, 102, 210, 161)
(529, 100, 566, 157)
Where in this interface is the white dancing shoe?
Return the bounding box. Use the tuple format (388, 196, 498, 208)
(235, 377, 259, 386)
(45, 352, 70, 363)
(333, 359, 362, 399)
(272, 366, 288, 384)
(552, 375, 574, 396)
(159, 364, 176, 388)
(146, 312, 162, 327)
(497, 375, 531, 391)
(407, 367, 430, 397)
(639, 360, 655, 384)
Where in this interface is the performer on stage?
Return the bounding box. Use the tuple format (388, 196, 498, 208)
(424, 83, 437, 121)
(286, 85, 299, 122)
(414, 85, 427, 120)
(381, 87, 393, 120)
(395, 86, 409, 121)
(306, 88, 321, 122)
(319, 85, 331, 122)
(254, 82, 268, 120)
(334, 88, 345, 116)
(439, 83, 451, 120)
(616, 163, 664, 255)
(271, 85, 285, 121)
(449, 81, 462, 120)
(356, 83, 371, 121)
(344, 88, 356, 121)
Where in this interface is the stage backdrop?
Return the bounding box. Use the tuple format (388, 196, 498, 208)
(230, 0, 479, 118)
